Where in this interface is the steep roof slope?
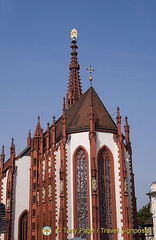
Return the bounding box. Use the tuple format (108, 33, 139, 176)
(56, 87, 117, 140)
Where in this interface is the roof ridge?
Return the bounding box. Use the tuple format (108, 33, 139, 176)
(91, 88, 117, 128)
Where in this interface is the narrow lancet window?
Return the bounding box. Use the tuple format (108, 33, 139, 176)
(76, 148, 88, 239)
(19, 211, 28, 240)
(99, 147, 112, 240)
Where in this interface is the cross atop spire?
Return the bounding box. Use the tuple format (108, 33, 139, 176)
(87, 66, 95, 87)
(66, 29, 82, 110)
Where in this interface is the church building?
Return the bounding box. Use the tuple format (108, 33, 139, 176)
(0, 29, 138, 240)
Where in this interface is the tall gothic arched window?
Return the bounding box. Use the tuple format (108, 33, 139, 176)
(19, 210, 28, 240)
(74, 147, 88, 239)
(98, 147, 113, 240)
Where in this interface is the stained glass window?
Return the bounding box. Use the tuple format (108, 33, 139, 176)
(76, 148, 88, 239)
(99, 148, 112, 240)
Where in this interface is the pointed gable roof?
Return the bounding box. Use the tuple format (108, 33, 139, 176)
(56, 87, 117, 140)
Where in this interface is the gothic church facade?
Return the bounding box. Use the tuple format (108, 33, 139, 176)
(0, 30, 138, 240)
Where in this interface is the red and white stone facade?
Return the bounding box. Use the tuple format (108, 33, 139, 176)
(0, 30, 138, 240)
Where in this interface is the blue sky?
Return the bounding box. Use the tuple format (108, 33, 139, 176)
(0, 0, 156, 210)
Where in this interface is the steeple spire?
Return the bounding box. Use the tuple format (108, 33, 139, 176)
(66, 29, 82, 109)
(27, 129, 31, 146)
(124, 116, 132, 154)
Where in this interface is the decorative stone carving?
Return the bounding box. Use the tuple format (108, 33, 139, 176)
(6, 197, 10, 210)
(60, 180, 64, 194)
(92, 177, 98, 192)
(36, 190, 39, 204)
(48, 184, 52, 198)
(124, 178, 128, 193)
(42, 187, 46, 201)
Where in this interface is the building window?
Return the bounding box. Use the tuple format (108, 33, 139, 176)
(98, 147, 112, 240)
(19, 211, 28, 240)
(33, 158, 36, 165)
(33, 170, 36, 178)
(33, 183, 36, 190)
(32, 222, 35, 230)
(75, 148, 88, 239)
(32, 209, 36, 216)
(33, 195, 36, 204)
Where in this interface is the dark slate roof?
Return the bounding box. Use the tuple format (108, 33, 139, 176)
(56, 87, 117, 140)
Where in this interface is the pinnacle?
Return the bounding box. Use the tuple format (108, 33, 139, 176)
(66, 33, 82, 110)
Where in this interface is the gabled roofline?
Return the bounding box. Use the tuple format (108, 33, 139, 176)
(16, 145, 30, 158)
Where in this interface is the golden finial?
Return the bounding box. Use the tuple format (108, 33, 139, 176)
(70, 28, 78, 40)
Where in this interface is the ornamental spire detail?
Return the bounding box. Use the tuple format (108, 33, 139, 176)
(66, 29, 82, 109)
(34, 116, 42, 137)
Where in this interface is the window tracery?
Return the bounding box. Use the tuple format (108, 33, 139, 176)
(99, 147, 112, 240)
(19, 211, 28, 240)
(76, 148, 88, 239)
